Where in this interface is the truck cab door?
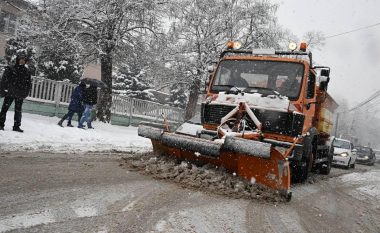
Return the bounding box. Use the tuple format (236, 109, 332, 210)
(303, 72, 316, 127)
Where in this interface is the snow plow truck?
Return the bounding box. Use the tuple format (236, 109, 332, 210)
(138, 41, 338, 200)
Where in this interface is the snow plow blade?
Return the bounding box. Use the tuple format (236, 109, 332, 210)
(138, 125, 291, 200)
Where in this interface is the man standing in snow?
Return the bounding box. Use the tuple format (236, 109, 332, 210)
(58, 81, 86, 127)
(0, 52, 32, 132)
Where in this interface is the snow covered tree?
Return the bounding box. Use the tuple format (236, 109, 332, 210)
(166, 0, 282, 120)
(302, 31, 326, 50)
(36, 34, 83, 83)
(13, 1, 84, 81)
(4, 37, 36, 74)
(113, 64, 156, 102)
(168, 83, 188, 108)
(61, 0, 162, 122)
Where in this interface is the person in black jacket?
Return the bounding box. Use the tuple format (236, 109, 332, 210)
(0, 53, 32, 132)
(58, 81, 85, 127)
(78, 84, 97, 129)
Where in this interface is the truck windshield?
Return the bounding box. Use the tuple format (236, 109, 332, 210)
(211, 60, 305, 99)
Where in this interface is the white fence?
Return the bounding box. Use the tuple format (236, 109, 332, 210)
(26, 77, 184, 122)
(112, 95, 184, 122)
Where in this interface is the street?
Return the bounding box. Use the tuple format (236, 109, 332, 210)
(0, 151, 379, 233)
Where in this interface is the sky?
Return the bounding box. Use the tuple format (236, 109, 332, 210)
(273, 0, 380, 107)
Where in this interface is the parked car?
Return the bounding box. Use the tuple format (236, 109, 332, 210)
(355, 146, 376, 165)
(332, 138, 357, 169)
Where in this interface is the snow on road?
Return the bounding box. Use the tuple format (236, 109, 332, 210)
(0, 111, 152, 153)
(340, 169, 380, 201)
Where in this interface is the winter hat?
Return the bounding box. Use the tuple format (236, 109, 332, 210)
(79, 80, 86, 88)
(16, 51, 28, 64)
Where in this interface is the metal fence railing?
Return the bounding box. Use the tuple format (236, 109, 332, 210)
(112, 94, 184, 122)
(24, 77, 184, 123)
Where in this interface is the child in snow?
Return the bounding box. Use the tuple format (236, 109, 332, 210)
(58, 81, 86, 127)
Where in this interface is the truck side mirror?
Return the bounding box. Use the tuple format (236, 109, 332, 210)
(319, 75, 330, 91)
(207, 64, 215, 73)
(321, 69, 330, 77)
(203, 78, 210, 94)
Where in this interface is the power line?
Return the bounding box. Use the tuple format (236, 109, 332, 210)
(348, 90, 380, 112)
(326, 22, 380, 39)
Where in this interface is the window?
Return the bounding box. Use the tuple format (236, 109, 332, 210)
(0, 10, 17, 35)
(306, 72, 315, 99)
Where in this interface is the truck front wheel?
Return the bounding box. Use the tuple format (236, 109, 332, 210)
(319, 157, 332, 175)
(292, 160, 309, 183)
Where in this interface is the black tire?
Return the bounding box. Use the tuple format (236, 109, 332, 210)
(320, 144, 333, 175)
(351, 163, 355, 169)
(320, 156, 332, 175)
(292, 160, 309, 183)
(292, 135, 314, 183)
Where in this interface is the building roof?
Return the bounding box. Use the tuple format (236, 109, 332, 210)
(2, 0, 37, 12)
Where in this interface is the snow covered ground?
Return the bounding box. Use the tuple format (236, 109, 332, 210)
(0, 111, 152, 153)
(340, 168, 380, 201)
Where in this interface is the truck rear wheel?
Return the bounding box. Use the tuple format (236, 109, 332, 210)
(319, 147, 333, 175)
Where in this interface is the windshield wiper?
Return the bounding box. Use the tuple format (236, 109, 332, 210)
(245, 87, 282, 97)
(214, 85, 245, 94)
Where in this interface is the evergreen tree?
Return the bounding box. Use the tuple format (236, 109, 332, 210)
(37, 34, 83, 83)
(113, 64, 157, 102)
(168, 83, 188, 108)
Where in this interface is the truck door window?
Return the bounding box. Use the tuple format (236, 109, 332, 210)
(306, 72, 315, 99)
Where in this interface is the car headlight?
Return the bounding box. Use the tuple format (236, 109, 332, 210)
(340, 152, 349, 157)
(364, 156, 369, 159)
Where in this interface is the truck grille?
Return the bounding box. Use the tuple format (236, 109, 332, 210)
(201, 103, 304, 137)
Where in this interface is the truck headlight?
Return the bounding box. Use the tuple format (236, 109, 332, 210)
(340, 152, 348, 157)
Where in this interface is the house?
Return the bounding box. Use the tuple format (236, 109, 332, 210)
(0, 0, 34, 59)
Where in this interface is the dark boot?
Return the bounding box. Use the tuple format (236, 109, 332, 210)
(0, 126, 4, 131)
(58, 120, 63, 127)
(67, 124, 74, 127)
(13, 126, 24, 133)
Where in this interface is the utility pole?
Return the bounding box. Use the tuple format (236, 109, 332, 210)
(333, 112, 339, 137)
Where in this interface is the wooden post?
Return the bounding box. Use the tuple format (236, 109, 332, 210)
(128, 99, 133, 127)
(54, 81, 63, 117)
